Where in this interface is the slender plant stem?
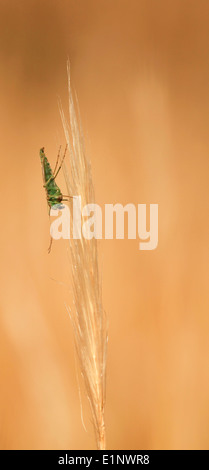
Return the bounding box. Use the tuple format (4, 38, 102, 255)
(60, 61, 108, 450)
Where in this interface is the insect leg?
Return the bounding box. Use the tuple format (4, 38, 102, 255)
(53, 145, 62, 176)
(44, 174, 55, 187)
(53, 144, 68, 180)
(44, 145, 68, 187)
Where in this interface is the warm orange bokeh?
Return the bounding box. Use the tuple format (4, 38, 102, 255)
(0, 0, 208, 449)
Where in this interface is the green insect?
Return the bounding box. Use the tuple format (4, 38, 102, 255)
(40, 146, 71, 253)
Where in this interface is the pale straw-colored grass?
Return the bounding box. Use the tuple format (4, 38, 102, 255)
(59, 61, 108, 450)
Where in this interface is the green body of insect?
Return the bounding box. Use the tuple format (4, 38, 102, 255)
(40, 146, 69, 253)
(40, 147, 65, 211)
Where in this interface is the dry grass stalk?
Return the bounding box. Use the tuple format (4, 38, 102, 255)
(59, 62, 108, 450)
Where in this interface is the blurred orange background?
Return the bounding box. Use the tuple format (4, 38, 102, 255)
(0, 0, 208, 450)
